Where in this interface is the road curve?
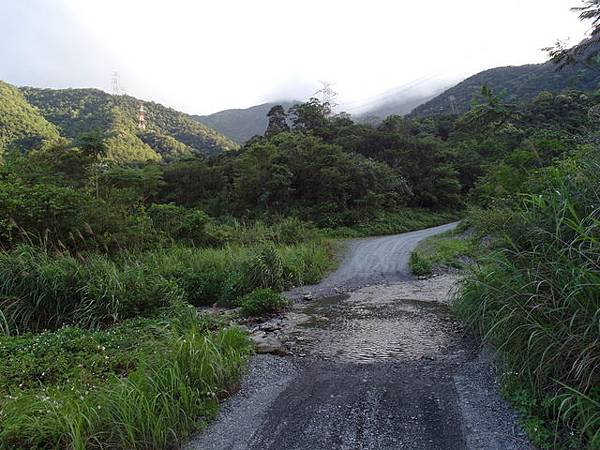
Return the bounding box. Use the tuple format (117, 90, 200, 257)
(324, 222, 459, 285)
(286, 221, 459, 299)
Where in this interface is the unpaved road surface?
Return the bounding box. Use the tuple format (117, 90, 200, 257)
(287, 222, 459, 299)
(186, 224, 531, 450)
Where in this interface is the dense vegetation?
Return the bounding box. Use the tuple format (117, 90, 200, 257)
(409, 80, 600, 446)
(0, 81, 61, 155)
(0, 84, 465, 447)
(2, 85, 238, 163)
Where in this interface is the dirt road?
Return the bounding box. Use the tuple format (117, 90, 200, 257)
(186, 224, 531, 450)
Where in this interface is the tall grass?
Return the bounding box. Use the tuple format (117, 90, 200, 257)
(454, 148, 600, 448)
(0, 246, 181, 335)
(141, 240, 333, 307)
(0, 306, 251, 449)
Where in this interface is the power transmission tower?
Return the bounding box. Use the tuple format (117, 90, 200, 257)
(315, 81, 338, 115)
(138, 101, 146, 130)
(111, 71, 122, 96)
(449, 95, 457, 114)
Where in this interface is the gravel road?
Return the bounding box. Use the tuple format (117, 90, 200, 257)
(186, 223, 531, 450)
(287, 221, 460, 299)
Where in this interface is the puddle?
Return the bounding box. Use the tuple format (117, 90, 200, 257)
(284, 294, 466, 363)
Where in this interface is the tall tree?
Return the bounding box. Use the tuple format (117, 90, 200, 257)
(265, 105, 289, 137)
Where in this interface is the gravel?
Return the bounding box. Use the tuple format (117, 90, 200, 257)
(185, 223, 531, 450)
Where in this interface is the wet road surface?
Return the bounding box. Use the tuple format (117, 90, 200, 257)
(186, 224, 530, 450)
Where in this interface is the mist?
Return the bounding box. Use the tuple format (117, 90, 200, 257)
(0, 0, 590, 115)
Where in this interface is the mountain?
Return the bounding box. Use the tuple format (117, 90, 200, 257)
(194, 101, 297, 144)
(0, 81, 61, 155)
(411, 57, 600, 117)
(18, 86, 237, 162)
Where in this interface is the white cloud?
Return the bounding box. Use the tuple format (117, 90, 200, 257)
(0, 0, 590, 114)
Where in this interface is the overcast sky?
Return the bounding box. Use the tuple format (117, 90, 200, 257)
(0, 1, 591, 115)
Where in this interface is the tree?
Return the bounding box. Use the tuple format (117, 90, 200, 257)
(545, 1, 600, 66)
(288, 98, 331, 133)
(265, 105, 289, 137)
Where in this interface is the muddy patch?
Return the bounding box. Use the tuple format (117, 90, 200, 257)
(280, 287, 467, 364)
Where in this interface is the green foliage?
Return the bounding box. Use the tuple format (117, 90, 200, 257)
(0, 246, 181, 334)
(148, 203, 211, 245)
(237, 288, 288, 317)
(454, 147, 600, 449)
(409, 252, 432, 277)
(409, 228, 476, 276)
(0, 306, 251, 449)
(18, 86, 238, 162)
(411, 43, 600, 117)
(323, 209, 460, 238)
(143, 240, 333, 308)
(0, 81, 61, 156)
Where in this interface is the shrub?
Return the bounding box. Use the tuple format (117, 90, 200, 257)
(409, 252, 432, 276)
(148, 203, 210, 245)
(237, 288, 288, 317)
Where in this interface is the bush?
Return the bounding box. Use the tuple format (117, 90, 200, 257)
(148, 203, 210, 245)
(237, 288, 288, 317)
(409, 252, 432, 276)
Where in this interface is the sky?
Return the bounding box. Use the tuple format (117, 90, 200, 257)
(0, 0, 592, 115)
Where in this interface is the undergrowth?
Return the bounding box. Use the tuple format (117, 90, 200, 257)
(0, 305, 251, 449)
(454, 148, 600, 449)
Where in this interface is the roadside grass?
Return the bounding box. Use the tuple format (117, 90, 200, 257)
(0, 227, 334, 448)
(409, 227, 476, 276)
(453, 150, 600, 450)
(0, 305, 251, 449)
(140, 239, 334, 308)
(320, 209, 461, 239)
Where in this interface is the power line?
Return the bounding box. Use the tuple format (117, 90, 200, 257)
(315, 81, 338, 114)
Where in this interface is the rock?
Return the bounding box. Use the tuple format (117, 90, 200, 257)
(302, 293, 313, 301)
(251, 334, 289, 356)
(260, 322, 282, 332)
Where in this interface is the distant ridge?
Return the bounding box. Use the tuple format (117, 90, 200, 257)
(195, 101, 297, 144)
(411, 52, 600, 117)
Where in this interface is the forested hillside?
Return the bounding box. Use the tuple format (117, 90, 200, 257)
(411, 50, 600, 117)
(195, 101, 297, 143)
(18, 86, 237, 162)
(0, 81, 61, 155)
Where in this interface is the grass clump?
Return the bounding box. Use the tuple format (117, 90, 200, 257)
(0, 306, 252, 449)
(238, 288, 289, 317)
(409, 228, 476, 276)
(409, 252, 433, 276)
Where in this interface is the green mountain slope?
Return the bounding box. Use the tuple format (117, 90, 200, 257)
(194, 101, 297, 143)
(0, 81, 61, 156)
(411, 58, 600, 117)
(19, 87, 238, 162)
